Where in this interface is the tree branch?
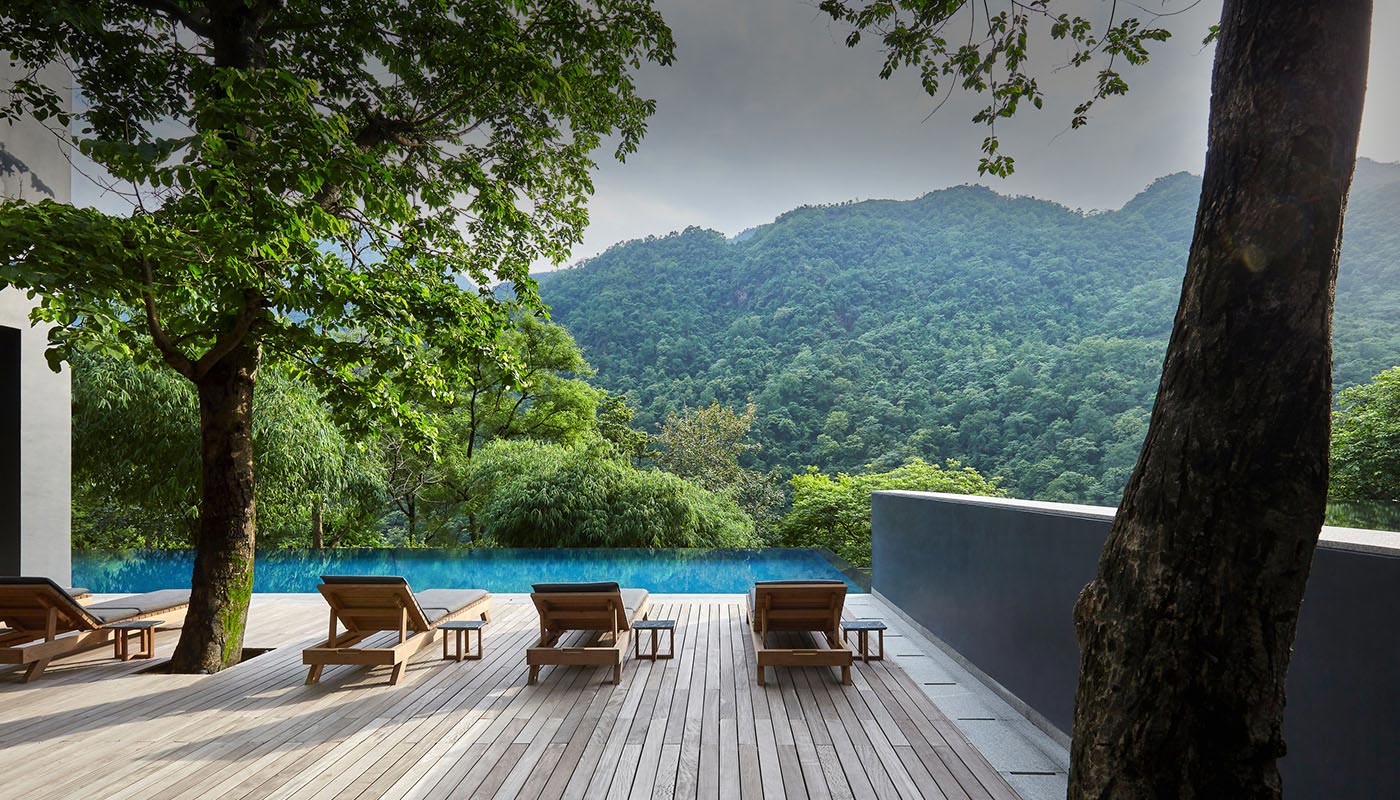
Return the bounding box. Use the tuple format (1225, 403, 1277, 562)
(117, 0, 214, 37)
(191, 288, 266, 380)
(140, 258, 197, 378)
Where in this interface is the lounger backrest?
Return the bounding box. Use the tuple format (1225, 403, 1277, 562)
(318, 575, 432, 632)
(0, 577, 100, 633)
(531, 582, 635, 632)
(753, 581, 847, 632)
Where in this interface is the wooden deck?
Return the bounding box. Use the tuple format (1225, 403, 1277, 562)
(0, 595, 1022, 800)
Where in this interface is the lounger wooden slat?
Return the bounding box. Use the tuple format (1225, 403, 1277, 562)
(302, 575, 491, 686)
(749, 580, 853, 686)
(0, 577, 189, 681)
(527, 582, 651, 686)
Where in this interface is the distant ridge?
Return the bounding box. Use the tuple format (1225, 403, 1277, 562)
(537, 163, 1400, 504)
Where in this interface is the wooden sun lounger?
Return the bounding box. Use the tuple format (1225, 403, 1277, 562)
(0, 577, 189, 682)
(527, 582, 650, 686)
(748, 580, 853, 686)
(303, 575, 491, 686)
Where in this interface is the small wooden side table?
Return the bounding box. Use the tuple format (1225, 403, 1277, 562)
(440, 619, 487, 661)
(109, 620, 163, 661)
(633, 619, 676, 660)
(840, 619, 886, 662)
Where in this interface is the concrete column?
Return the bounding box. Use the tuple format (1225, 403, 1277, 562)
(1, 57, 73, 585)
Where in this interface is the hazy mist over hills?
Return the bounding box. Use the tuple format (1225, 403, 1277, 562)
(535, 160, 1400, 504)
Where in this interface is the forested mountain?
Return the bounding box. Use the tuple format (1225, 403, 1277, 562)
(536, 159, 1400, 505)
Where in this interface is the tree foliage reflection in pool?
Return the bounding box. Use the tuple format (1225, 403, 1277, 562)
(73, 548, 864, 594)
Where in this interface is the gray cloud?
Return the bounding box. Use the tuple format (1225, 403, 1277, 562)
(564, 0, 1398, 269)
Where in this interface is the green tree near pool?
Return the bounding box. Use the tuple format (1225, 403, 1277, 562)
(465, 439, 757, 548)
(72, 352, 384, 550)
(780, 459, 1003, 568)
(380, 316, 643, 546)
(0, 1, 673, 673)
(655, 401, 786, 541)
(1331, 366, 1400, 505)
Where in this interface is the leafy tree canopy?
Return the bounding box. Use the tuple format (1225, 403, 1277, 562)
(0, 0, 675, 426)
(780, 458, 1003, 567)
(817, 0, 1175, 176)
(655, 401, 759, 490)
(72, 351, 384, 548)
(654, 401, 786, 540)
(465, 439, 758, 548)
(381, 315, 618, 544)
(1330, 366, 1400, 505)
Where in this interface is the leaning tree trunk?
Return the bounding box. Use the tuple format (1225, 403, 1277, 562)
(170, 343, 261, 673)
(1069, 2, 1372, 798)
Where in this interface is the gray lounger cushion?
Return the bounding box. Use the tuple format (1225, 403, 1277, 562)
(0, 576, 74, 592)
(0, 576, 90, 601)
(414, 589, 489, 624)
(532, 581, 621, 594)
(320, 575, 409, 585)
(86, 589, 191, 624)
(619, 589, 649, 622)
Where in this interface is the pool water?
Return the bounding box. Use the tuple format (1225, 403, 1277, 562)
(72, 548, 865, 594)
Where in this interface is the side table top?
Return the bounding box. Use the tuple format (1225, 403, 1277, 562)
(108, 620, 164, 629)
(840, 619, 886, 631)
(440, 620, 487, 630)
(634, 619, 676, 630)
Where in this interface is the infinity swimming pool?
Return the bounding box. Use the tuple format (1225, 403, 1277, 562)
(72, 548, 866, 594)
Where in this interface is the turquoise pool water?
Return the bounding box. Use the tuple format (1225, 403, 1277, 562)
(72, 548, 865, 594)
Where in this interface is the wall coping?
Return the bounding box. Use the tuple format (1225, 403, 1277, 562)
(873, 491, 1400, 558)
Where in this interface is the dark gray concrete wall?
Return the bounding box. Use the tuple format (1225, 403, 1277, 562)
(871, 491, 1400, 799)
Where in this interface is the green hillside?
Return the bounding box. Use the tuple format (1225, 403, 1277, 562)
(538, 160, 1400, 504)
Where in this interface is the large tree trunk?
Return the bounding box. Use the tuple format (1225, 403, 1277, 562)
(311, 495, 324, 549)
(1068, 2, 1371, 797)
(170, 343, 260, 673)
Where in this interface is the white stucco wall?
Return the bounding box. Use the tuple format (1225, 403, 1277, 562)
(1, 57, 73, 585)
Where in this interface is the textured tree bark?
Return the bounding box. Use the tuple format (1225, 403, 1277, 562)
(170, 343, 260, 673)
(1068, 2, 1372, 798)
(311, 495, 324, 549)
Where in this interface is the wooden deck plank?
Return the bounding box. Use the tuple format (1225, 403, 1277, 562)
(0, 595, 1022, 800)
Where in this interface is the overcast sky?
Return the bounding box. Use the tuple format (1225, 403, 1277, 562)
(560, 0, 1400, 269)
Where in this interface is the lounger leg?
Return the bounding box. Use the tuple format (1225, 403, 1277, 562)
(23, 658, 52, 683)
(613, 663, 622, 685)
(480, 609, 491, 622)
(306, 665, 324, 685)
(528, 665, 540, 685)
(841, 664, 852, 686)
(388, 662, 405, 686)
(756, 665, 765, 687)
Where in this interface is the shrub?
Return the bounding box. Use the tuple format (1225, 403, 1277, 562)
(468, 440, 758, 548)
(779, 458, 1003, 567)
